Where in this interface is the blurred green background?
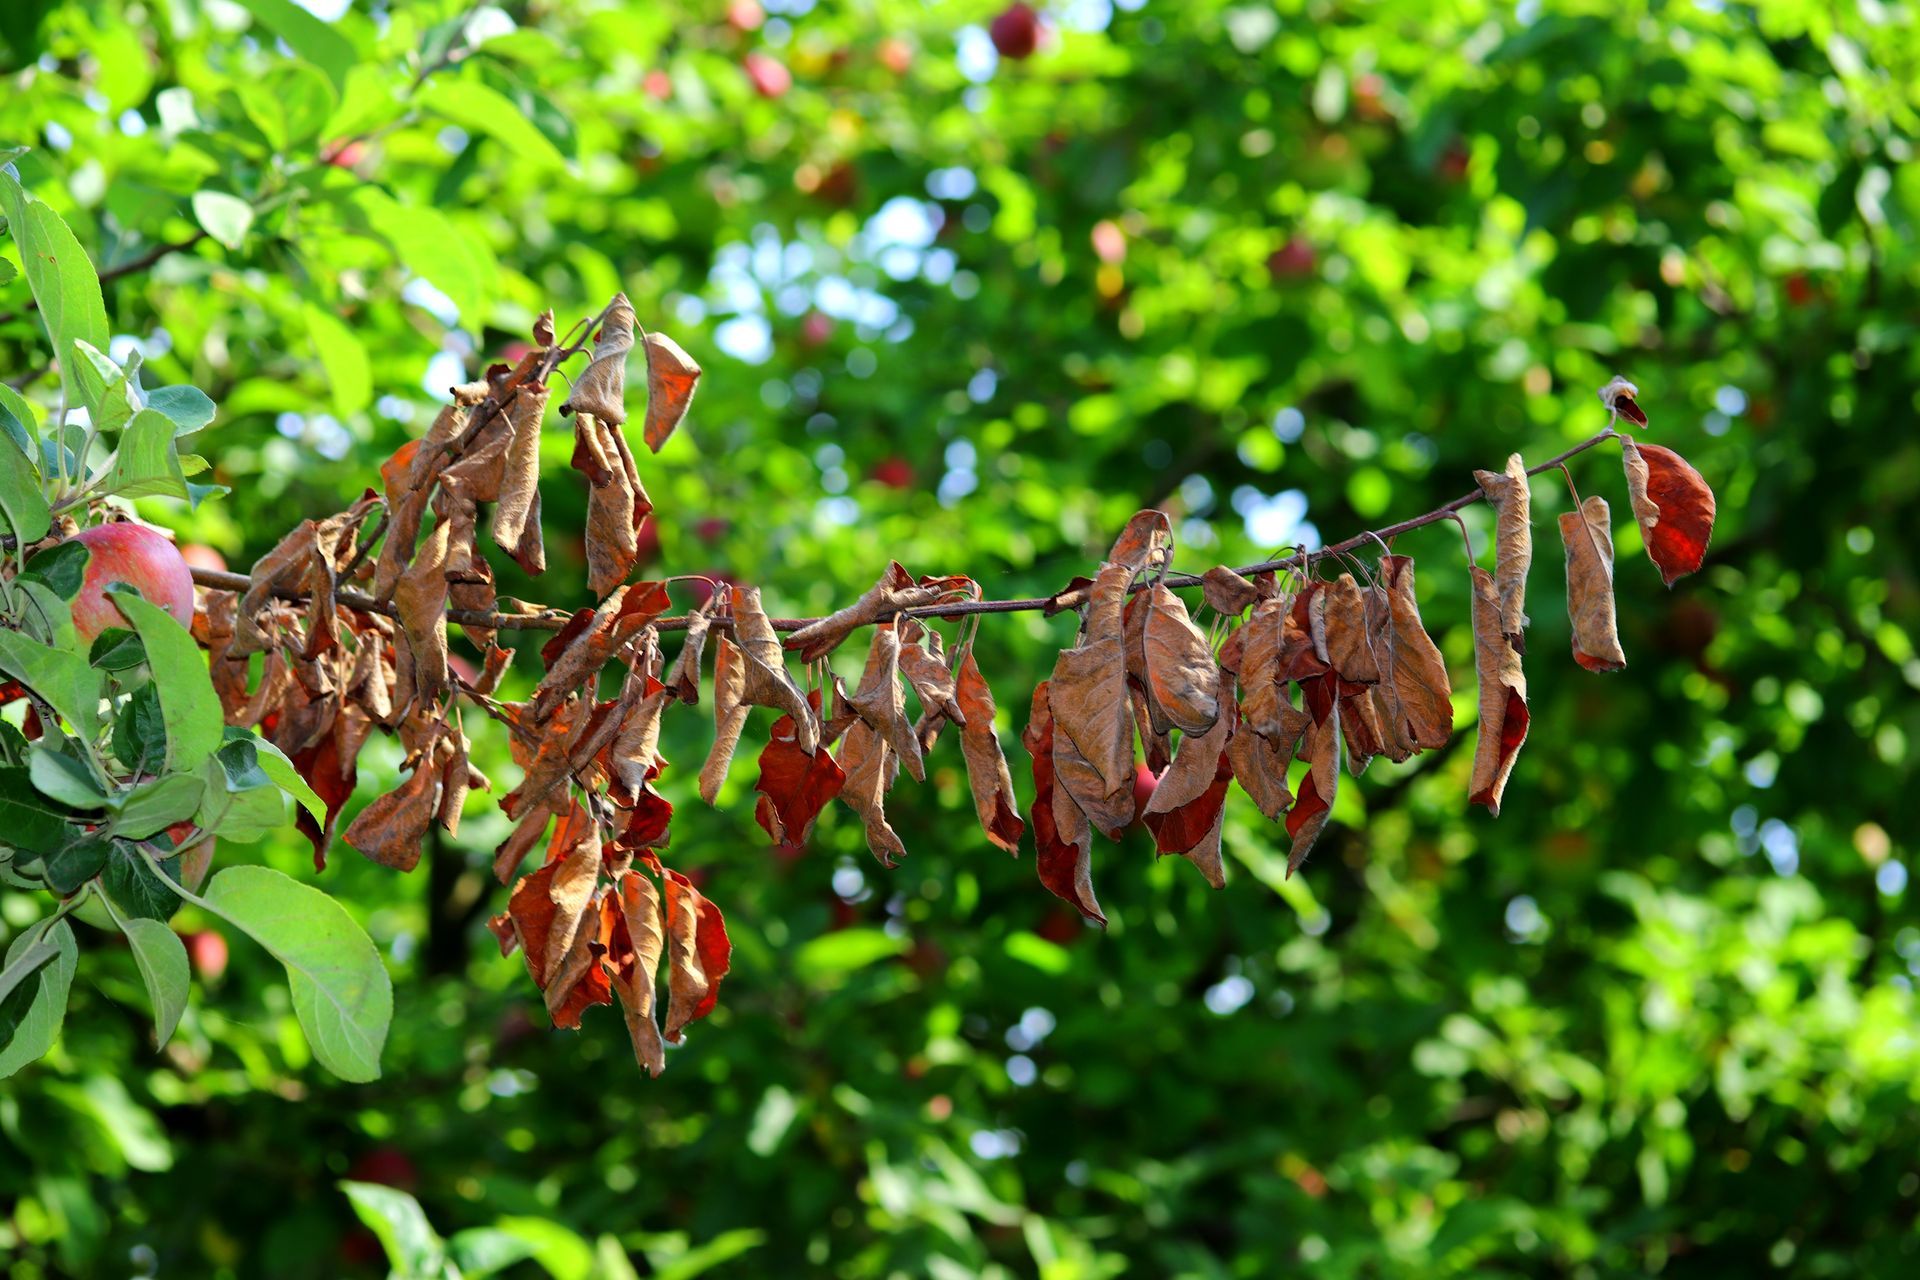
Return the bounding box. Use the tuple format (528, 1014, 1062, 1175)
(4, 0, 1919, 1275)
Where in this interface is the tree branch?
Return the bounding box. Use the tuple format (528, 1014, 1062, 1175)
(186, 427, 1623, 635)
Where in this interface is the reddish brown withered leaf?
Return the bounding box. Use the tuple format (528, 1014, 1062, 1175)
(342, 730, 443, 872)
(529, 580, 671, 721)
(574, 413, 652, 597)
(1050, 558, 1136, 840)
(847, 623, 926, 784)
(1467, 565, 1529, 815)
(393, 519, 452, 714)
(1143, 695, 1234, 888)
(1201, 565, 1259, 616)
(659, 863, 730, 1042)
(1285, 703, 1341, 876)
(1473, 452, 1534, 652)
(699, 633, 749, 804)
(1023, 682, 1105, 926)
(605, 867, 666, 1076)
(1620, 437, 1716, 586)
(1560, 495, 1626, 672)
(643, 332, 702, 453)
(786, 562, 941, 663)
(753, 698, 847, 848)
(1140, 582, 1220, 737)
(730, 586, 818, 752)
(560, 293, 635, 426)
(1320, 574, 1381, 685)
(837, 719, 907, 866)
(1376, 555, 1453, 753)
(955, 650, 1024, 854)
(491, 380, 552, 575)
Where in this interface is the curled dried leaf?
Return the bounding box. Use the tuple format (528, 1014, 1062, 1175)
(643, 331, 702, 452)
(1143, 694, 1234, 888)
(393, 519, 452, 714)
(529, 581, 672, 721)
(1561, 495, 1626, 672)
(1320, 574, 1381, 685)
(491, 381, 552, 575)
(1620, 437, 1716, 586)
(1376, 555, 1453, 753)
(1023, 682, 1104, 927)
(575, 413, 653, 598)
(848, 623, 926, 784)
(606, 868, 666, 1076)
(837, 719, 907, 867)
(753, 698, 847, 848)
(1201, 565, 1259, 616)
(560, 293, 635, 426)
(659, 863, 731, 1042)
(1468, 565, 1530, 815)
(955, 649, 1024, 854)
(341, 733, 443, 872)
(729, 586, 818, 752)
(1285, 700, 1340, 876)
(699, 634, 749, 804)
(784, 562, 952, 663)
(1473, 452, 1533, 651)
(1140, 582, 1220, 737)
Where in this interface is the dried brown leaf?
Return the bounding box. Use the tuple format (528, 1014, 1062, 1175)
(1023, 682, 1104, 926)
(730, 586, 818, 752)
(643, 332, 702, 453)
(1321, 573, 1381, 685)
(1473, 452, 1533, 652)
(1140, 582, 1220, 736)
(1621, 437, 1716, 585)
(1143, 694, 1234, 887)
(784, 562, 950, 663)
(659, 863, 731, 1042)
(1468, 565, 1530, 815)
(1285, 699, 1340, 876)
(699, 633, 749, 804)
(606, 868, 666, 1076)
(955, 649, 1024, 853)
(1201, 565, 1258, 616)
(491, 381, 551, 575)
(393, 519, 451, 714)
(1376, 555, 1453, 753)
(342, 733, 442, 871)
(1561, 495, 1626, 672)
(848, 623, 926, 784)
(560, 293, 635, 426)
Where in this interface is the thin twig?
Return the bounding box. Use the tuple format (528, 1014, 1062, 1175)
(186, 427, 1623, 635)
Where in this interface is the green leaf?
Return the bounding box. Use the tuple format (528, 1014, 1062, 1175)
(234, 0, 356, 91)
(115, 912, 191, 1049)
(354, 189, 494, 327)
(419, 78, 570, 171)
(795, 928, 909, 983)
(102, 844, 182, 921)
(304, 301, 372, 416)
(144, 385, 216, 436)
(13, 577, 78, 650)
(202, 865, 392, 1082)
(0, 629, 101, 738)
(466, 1218, 595, 1280)
(238, 62, 339, 152)
(0, 765, 77, 856)
(21, 540, 90, 600)
(190, 191, 253, 251)
(340, 1181, 451, 1278)
(28, 745, 106, 810)
(113, 774, 206, 839)
(0, 170, 109, 409)
(102, 407, 189, 500)
(89, 627, 147, 670)
(112, 680, 167, 770)
(0, 382, 42, 451)
(70, 339, 143, 434)
(42, 833, 112, 894)
(195, 748, 288, 844)
(247, 735, 326, 830)
(0, 919, 77, 1077)
(0, 412, 49, 543)
(106, 590, 222, 770)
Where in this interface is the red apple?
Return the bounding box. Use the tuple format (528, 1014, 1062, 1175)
(347, 1146, 419, 1192)
(1784, 272, 1816, 306)
(800, 310, 836, 348)
(180, 929, 228, 981)
(1267, 236, 1317, 282)
(744, 51, 791, 99)
(1090, 219, 1126, 264)
(635, 516, 661, 564)
(643, 69, 673, 101)
(178, 543, 227, 573)
(870, 457, 915, 490)
(878, 37, 914, 76)
(322, 139, 367, 169)
(1130, 761, 1160, 822)
(694, 516, 730, 543)
(726, 0, 763, 33)
(990, 3, 1040, 60)
(1437, 138, 1471, 183)
(68, 522, 196, 644)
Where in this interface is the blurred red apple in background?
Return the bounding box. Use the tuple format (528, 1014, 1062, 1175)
(1130, 761, 1160, 822)
(1267, 236, 1317, 282)
(694, 516, 730, 543)
(322, 139, 367, 168)
(67, 522, 196, 643)
(870, 457, 915, 489)
(878, 37, 914, 76)
(726, 0, 763, 33)
(744, 52, 791, 99)
(643, 69, 672, 100)
(179, 543, 227, 573)
(180, 929, 228, 981)
(991, 4, 1040, 60)
(800, 310, 836, 347)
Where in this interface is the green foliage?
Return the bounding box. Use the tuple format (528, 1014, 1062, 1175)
(2, 0, 1918, 1277)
